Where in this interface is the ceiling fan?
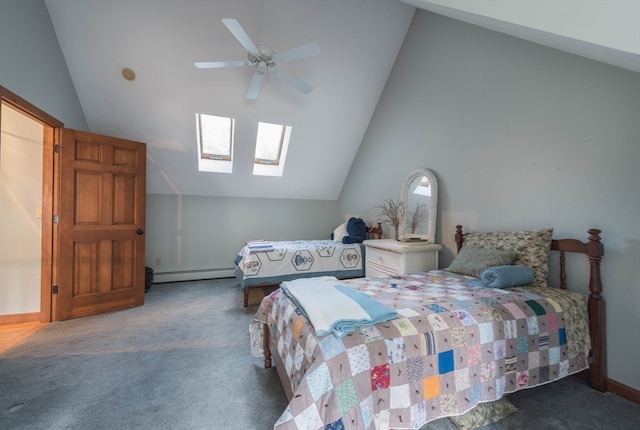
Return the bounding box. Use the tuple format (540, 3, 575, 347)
(195, 18, 319, 99)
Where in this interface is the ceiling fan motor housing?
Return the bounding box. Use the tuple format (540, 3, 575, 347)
(249, 45, 276, 71)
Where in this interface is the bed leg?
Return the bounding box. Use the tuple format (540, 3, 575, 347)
(588, 297, 606, 392)
(263, 323, 272, 369)
(244, 288, 249, 307)
(587, 228, 607, 392)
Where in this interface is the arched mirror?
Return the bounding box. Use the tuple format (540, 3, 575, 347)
(399, 168, 438, 243)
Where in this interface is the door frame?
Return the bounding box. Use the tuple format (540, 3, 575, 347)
(1, 85, 63, 323)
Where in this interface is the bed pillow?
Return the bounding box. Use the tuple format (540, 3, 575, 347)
(332, 222, 348, 243)
(446, 247, 517, 278)
(449, 397, 517, 430)
(470, 265, 535, 288)
(462, 228, 553, 286)
(342, 217, 367, 244)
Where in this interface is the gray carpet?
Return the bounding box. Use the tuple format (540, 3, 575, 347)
(1, 279, 638, 429)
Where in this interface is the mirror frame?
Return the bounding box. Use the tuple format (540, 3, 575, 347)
(399, 168, 438, 243)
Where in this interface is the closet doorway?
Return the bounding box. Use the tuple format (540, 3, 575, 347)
(1, 87, 59, 324)
(1, 86, 147, 324)
(1, 102, 44, 321)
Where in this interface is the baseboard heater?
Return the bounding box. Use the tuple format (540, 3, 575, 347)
(153, 268, 235, 284)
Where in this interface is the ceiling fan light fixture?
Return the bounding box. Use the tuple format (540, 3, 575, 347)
(256, 61, 268, 73)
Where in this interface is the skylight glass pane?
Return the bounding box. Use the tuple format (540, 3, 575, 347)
(255, 122, 284, 164)
(199, 113, 232, 159)
(413, 176, 431, 196)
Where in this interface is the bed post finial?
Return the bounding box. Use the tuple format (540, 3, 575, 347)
(587, 229, 604, 300)
(455, 225, 464, 252)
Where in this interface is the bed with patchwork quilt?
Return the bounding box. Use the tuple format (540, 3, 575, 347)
(250, 226, 606, 429)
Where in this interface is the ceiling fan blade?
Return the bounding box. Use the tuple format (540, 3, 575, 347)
(246, 71, 264, 100)
(194, 60, 247, 69)
(221, 18, 259, 56)
(272, 69, 313, 95)
(273, 41, 320, 64)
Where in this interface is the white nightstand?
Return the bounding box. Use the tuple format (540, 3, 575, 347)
(363, 239, 442, 277)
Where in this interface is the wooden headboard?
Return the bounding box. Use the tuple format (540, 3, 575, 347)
(454, 225, 606, 392)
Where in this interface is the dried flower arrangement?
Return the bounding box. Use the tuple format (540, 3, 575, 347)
(409, 202, 429, 234)
(374, 198, 405, 240)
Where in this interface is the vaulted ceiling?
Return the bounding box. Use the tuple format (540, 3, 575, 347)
(44, 0, 639, 200)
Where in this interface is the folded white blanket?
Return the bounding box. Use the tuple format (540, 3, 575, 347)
(281, 276, 397, 338)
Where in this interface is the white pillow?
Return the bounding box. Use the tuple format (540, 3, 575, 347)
(333, 223, 348, 243)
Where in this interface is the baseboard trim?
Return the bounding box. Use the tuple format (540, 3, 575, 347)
(608, 378, 640, 405)
(0, 312, 40, 325)
(153, 268, 235, 284)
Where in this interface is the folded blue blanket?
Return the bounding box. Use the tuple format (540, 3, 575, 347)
(470, 265, 534, 288)
(331, 284, 398, 337)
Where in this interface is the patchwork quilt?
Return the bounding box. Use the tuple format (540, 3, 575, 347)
(235, 240, 364, 289)
(251, 271, 591, 430)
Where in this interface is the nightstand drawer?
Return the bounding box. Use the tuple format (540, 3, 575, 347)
(366, 261, 399, 277)
(366, 247, 400, 271)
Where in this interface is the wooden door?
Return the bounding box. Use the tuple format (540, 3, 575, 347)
(56, 129, 146, 320)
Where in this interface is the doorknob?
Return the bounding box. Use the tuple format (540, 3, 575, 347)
(136, 229, 144, 235)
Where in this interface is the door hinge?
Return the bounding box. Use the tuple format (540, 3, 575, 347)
(52, 285, 58, 294)
(54, 144, 60, 153)
(53, 214, 60, 224)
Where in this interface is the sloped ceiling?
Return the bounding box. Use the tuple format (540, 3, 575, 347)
(44, 0, 639, 200)
(44, 0, 416, 200)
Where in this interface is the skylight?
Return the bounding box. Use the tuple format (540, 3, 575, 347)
(413, 176, 431, 196)
(195, 115, 291, 176)
(196, 113, 234, 173)
(253, 121, 291, 177)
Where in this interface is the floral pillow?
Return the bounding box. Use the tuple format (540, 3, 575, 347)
(449, 397, 517, 430)
(462, 228, 553, 286)
(446, 247, 517, 278)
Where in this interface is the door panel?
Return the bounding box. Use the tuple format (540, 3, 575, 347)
(57, 129, 146, 320)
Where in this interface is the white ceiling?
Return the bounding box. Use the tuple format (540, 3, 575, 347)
(44, 0, 639, 200)
(44, 0, 416, 200)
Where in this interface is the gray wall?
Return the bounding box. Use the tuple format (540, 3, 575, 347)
(339, 11, 640, 391)
(0, 0, 87, 130)
(145, 194, 339, 281)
